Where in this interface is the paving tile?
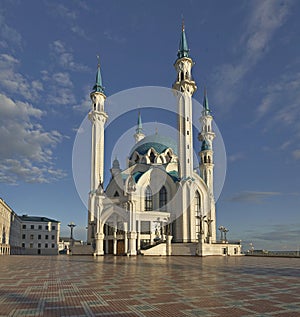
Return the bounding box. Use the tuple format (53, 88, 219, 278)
(0, 256, 299, 316)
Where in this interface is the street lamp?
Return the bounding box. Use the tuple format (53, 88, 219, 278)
(218, 226, 224, 242)
(68, 222, 76, 246)
(223, 228, 229, 242)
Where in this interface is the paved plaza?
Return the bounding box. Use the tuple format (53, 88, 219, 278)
(0, 255, 299, 316)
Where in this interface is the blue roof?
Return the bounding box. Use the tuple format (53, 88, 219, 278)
(92, 64, 104, 93)
(130, 134, 178, 158)
(168, 170, 180, 182)
(177, 24, 190, 59)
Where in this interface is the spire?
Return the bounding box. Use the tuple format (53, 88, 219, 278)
(92, 56, 104, 93)
(136, 111, 143, 134)
(134, 111, 145, 143)
(177, 19, 189, 59)
(203, 87, 211, 114)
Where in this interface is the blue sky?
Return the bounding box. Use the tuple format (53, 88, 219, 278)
(0, 0, 299, 251)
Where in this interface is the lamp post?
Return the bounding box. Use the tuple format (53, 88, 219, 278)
(68, 222, 76, 246)
(223, 228, 229, 242)
(218, 226, 224, 242)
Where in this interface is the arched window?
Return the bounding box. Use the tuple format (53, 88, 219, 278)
(195, 191, 201, 237)
(159, 186, 167, 208)
(149, 151, 155, 163)
(145, 186, 153, 211)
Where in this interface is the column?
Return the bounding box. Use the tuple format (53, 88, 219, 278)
(166, 235, 173, 256)
(127, 232, 137, 256)
(137, 221, 141, 251)
(113, 228, 117, 255)
(124, 222, 128, 254)
(94, 232, 104, 256)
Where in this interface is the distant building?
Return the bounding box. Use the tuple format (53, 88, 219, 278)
(19, 216, 60, 255)
(1, 197, 61, 255)
(0, 198, 12, 254)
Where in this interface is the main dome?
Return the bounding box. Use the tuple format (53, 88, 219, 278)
(129, 134, 178, 158)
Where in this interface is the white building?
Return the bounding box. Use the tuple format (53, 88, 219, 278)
(19, 215, 60, 255)
(87, 24, 242, 256)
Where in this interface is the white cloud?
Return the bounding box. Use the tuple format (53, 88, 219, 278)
(0, 54, 44, 101)
(228, 191, 281, 203)
(50, 40, 89, 72)
(0, 12, 22, 49)
(228, 152, 244, 163)
(0, 94, 66, 184)
(211, 1, 291, 109)
(292, 150, 300, 160)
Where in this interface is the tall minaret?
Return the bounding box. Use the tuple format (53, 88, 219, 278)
(88, 59, 108, 243)
(134, 111, 145, 143)
(89, 59, 108, 191)
(198, 88, 215, 195)
(173, 22, 197, 179)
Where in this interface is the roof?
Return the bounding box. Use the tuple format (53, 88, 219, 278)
(130, 134, 178, 158)
(177, 24, 190, 59)
(19, 215, 60, 223)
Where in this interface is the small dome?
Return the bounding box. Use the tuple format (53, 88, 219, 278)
(112, 157, 120, 169)
(129, 134, 177, 159)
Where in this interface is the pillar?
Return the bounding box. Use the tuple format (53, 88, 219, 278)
(127, 232, 137, 256)
(166, 235, 173, 256)
(94, 232, 104, 256)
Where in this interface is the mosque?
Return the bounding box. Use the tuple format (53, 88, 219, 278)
(86, 25, 242, 256)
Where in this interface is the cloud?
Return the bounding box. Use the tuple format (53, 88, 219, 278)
(292, 149, 300, 160)
(0, 12, 22, 49)
(254, 71, 300, 154)
(50, 40, 89, 72)
(0, 93, 66, 184)
(228, 152, 244, 163)
(46, 2, 89, 39)
(41, 70, 76, 106)
(103, 30, 126, 44)
(211, 1, 291, 109)
(0, 54, 44, 101)
(228, 191, 280, 203)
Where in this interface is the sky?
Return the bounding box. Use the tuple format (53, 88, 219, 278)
(0, 0, 299, 251)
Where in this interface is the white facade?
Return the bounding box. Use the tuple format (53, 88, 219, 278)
(19, 216, 60, 255)
(87, 26, 242, 256)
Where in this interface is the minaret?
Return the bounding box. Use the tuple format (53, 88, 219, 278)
(134, 111, 145, 143)
(87, 58, 108, 244)
(89, 58, 108, 192)
(198, 88, 215, 195)
(173, 22, 197, 179)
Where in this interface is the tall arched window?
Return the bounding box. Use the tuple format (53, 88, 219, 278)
(145, 186, 153, 211)
(159, 186, 167, 209)
(195, 191, 201, 237)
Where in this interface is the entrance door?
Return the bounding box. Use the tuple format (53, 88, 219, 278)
(117, 240, 125, 255)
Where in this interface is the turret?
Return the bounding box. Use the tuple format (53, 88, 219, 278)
(134, 111, 145, 143)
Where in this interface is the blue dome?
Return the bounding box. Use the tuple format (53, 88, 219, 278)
(130, 134, 178, 158)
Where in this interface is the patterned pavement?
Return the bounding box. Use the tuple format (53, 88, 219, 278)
(0, 255, 299, 316)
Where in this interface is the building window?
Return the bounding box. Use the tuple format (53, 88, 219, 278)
(51, 235, 55, 240)
(195, 191, 201, 237)
(45, 243, 48, 248)
(30, 234, 34, 240)
(145, 186, 153, 211)
(38, 243, 41, 248)
(22, 234, 26, 239)
(52, 225, 55, 230)
(52, 244, 55, 248)
(31, 225, 34, 229)
(45, 225, 49, 230)
(22, 243, 25, 248)
(159, 186, 167, 208)
(38, 235, 41, 239)
(38, 225, 42, 230)
(30, 243, 33, 248)
(45, 235, 48, 240)
(22, 225, 26, 229)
